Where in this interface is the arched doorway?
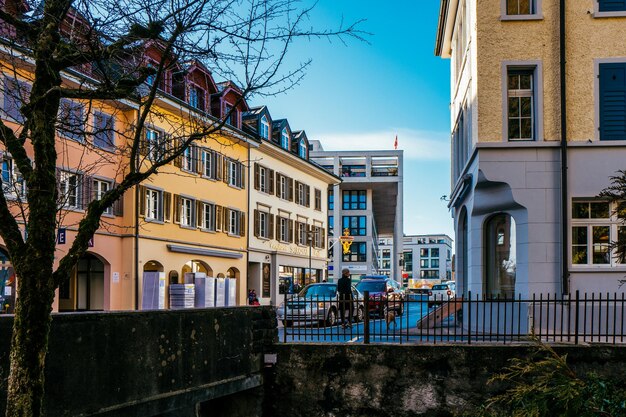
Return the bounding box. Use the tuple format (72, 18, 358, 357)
(484, 213, 516, 298)
(181, 259, 213, 277)
(60, 253, 106, 311)
(144, 260, 164, 272)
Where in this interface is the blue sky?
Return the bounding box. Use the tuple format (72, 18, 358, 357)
(258, 1, 453, 239)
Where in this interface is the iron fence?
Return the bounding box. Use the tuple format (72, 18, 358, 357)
(277, 290, 626, 344)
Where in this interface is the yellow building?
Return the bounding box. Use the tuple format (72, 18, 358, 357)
(436, 0, 626, 298)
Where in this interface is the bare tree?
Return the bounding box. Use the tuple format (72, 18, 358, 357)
(0, 0, 364, 415)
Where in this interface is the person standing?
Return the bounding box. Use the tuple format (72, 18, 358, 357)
(337, 268, 353, 328)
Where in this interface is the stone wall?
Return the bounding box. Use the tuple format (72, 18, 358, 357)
(264, 343, 626, 417)
(0, 306, 277, 417)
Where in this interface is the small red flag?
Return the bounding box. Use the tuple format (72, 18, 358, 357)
(394, 135, 398, 150)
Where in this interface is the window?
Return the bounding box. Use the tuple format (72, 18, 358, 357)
(452, 101, 471, 182)
(254, 209, 273, 239)
(93, 179, 112, 214)
(328, 215, 334, 234)
(188, 85, 205, 111)
(3, 77, 29, 123)
(277, 174, 290, 200)
(382, 249, 390, 259)
(201, 202, 215, 231)
(342, 190, 366, 210)
(431, 259, 440, 268)
(295, 181, 310, 206)
(420, 248, 429, 257)
(228, 208, 244, 236)
(314, 189, 321, 211)
(599, 63, 626, 140)
(254, 164, 274, 194)
(485, 213, 516, 298)
(224, 104, 237, 127)
(312, 225, 324, 248)
(296, 221, 308, 245)
(506, 0, 534, 15)
(298, 140, 307, 158)
(93, 112, 115, 150)
(145, 188, 161, 220)
(182, 146, 196, 172)
(328, 189, 334, 210)
(342, 241, 366, 262)
(598, 0, 626, 12)
(260, 115, 270, 139)
(404, 251, 413, 272)
(281, 128, 290, 150)
(279, 217, 291, 242)
(58, 171, 83, 209)
(420, 270, 439, 279)
(202, 149, 215, 179)
(58, 99, 84, 142)
(342, 216, 366, 236)
(420, 259, 429, 268)
(144, 128, 167, 162)
(227, 159, 245, 188)
(507, 69, 534, 140)
(1, 157, 25, 198)
(431, 248, 440, 257)
(180, 197, 194, 227)
(572, 201, 625, 266)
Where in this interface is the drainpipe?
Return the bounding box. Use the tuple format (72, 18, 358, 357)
(134, 109, 140, 310)
(559, 0, 569, 295)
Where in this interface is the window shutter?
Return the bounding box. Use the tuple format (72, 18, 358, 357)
(223, 208, 229, 233)
(174, 139, 182, 167)
(254, 209, 259, 237)
(321, 228, 326, 249)
(239, 212, 245, 237)
(196, 200, 203, 227)
(599, 63, 626, 140)
(288, 178, 294, 202)
(163, 192, 171, 222)
(191, 199, 197, 227)
(222, 157, 229, 184)
(254, 163, 260, 190)
(276, 216, 281, 241)
(215, 205, 223, 231)
(269, 170, 275, 195)
(173, 194, 181, 224)
(139, 130, 149, 156)
(81, 175, 92, 210)
(195, 147, 204, 174)
(113, 183, 123, 216)
(239, 163, 246, 190)
(288, 219, 294, 243)
(305, 185, 310, 207)
(211, 151, 218, 179)
(269, 214, 275, 240)
(216, 154, 223, 181)
(138, 185, 146, 217)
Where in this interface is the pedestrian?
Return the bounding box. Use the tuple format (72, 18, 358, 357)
(337, 268, 353, 328)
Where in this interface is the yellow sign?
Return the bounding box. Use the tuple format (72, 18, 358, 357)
(339, 228, 354, 255)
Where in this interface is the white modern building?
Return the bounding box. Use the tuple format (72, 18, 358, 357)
(310, 142, 404, 284)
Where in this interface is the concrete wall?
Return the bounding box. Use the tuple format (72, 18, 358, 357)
(265, 343, 626, 417)
(0, 307, 277, 417)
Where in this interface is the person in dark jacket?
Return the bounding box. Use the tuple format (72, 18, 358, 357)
(337, 268, 353, 328)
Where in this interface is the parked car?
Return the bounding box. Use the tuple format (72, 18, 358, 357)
(277, 283, 365, 327)
(428, 282, 456, 307)
(356, 278, 405, 316)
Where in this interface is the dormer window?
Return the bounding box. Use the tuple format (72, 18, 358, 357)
(260, 115, 270, 139)
(224, 103, 238, 127)
(298, 140, 307, 158)
(189, 85, 206, 111)
(281, 128, 290, 150)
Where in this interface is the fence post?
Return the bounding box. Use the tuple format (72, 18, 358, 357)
(282, 285, 287, 343)
(574, 290, 580, 345)
(364, 291, 370, 345)
(467, 291, 472, 345)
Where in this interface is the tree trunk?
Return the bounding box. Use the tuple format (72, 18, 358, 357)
(5, 263, 56, 417)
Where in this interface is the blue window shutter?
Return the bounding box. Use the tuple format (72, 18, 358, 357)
(599, 63, 626, 140)
(599, 0, 626, 12)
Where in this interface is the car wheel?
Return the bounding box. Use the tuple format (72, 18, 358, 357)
(356, 306, 365, 323)
(326, 308, 338, 327)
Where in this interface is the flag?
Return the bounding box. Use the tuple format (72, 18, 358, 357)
(394, 135, 398, 150)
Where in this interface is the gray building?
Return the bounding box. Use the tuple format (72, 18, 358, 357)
(401, 235, 453, 286)
(310, 142, 403, 284)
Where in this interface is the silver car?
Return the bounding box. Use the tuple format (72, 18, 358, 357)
(277, 283, 365, 327)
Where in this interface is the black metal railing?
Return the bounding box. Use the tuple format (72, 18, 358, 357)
(277, 291, 626, 345)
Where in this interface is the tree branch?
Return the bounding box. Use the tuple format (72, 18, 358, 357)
(0, 190, 25, 256)
(0, 119, 33, 179)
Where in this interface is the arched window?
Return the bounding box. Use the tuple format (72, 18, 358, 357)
(485, 213, 516, 298)
(298, 140, 307, 158)
(260, 115, 270, 139)
(281, 128, 290, 150)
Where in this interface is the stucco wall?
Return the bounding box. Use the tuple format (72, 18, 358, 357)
(266, 343, 626, 417)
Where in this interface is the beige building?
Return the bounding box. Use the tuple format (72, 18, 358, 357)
(243, 107, 339, 305)
(436, 0, 626, 298)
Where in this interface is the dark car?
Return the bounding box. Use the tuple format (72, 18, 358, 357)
(356, 278, 405, 316)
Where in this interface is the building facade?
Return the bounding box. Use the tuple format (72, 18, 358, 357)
(400, 235, 453, 288)
(310, 143, 404, 284)
(435, 0, 626, 298)
(243, 107, 338, 306)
